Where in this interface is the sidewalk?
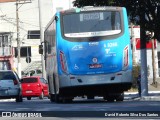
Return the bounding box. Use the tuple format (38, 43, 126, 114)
(124, 91, 160, 101)
(125, 77, 160, 101)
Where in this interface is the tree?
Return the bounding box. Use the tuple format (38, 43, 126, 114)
(73, 0, 160, 96)
(73, 0, 160, 42)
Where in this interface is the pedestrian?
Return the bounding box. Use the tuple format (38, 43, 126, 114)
(137, 74, 141, 97)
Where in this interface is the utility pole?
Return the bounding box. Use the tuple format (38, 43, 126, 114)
(140, 0, 148, 97)
(68, 0, 71, 8)
(15, 0, 31, 78)
(16, 0, 21, 78)
(38, 0, 46, 79)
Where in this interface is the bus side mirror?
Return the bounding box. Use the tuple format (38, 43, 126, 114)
(39, 45, 43, 54)
(55, 16, 59, 21)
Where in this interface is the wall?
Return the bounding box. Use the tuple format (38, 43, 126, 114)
(130, 26, 159, 78)
(0, 0, 54, 72)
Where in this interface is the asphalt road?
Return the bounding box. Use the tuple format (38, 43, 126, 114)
(0, 97, 160, 119)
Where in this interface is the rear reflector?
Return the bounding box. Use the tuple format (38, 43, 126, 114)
(117, 73, 122, 75)
(123, 46, 129, 68)
(60, 51, 67, 72)
(70, 76, 75, 79)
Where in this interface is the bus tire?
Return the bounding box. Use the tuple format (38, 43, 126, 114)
(50, 94, 55, 102)
(62, 98, 73, 103)
(55, 94, 62, 103)
(116, 92, 124, 101)
(87, 95, 94, 99)
(107, 97, 115, 102)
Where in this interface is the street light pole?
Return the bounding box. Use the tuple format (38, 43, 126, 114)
(38, 0, 46, 79)
(16, 0, 21, 78)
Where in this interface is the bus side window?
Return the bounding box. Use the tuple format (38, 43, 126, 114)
(48, 44, 51, 54)
(44, 42, 48, 54)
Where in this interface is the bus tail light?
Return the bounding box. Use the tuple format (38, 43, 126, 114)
(60, 51, 67, 73)
(123, 46, 129, 68)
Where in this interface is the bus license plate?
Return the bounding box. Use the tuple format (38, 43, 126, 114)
(89, 64, 102, 69)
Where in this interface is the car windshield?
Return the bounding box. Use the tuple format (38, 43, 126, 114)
(21, 78, 38, 83)
(0, 71, 16, 80)
(62, 11, 121, 38)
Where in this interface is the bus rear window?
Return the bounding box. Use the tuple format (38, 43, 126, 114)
(62, 11, 121, 38)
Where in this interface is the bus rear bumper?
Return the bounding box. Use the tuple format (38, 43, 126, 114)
(59, 70, 132, 87)
(58, 70, 132, 97)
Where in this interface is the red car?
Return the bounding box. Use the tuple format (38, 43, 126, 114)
(21, 76, 49, 100)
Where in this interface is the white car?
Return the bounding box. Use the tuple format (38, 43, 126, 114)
(0, 70, 23, 102)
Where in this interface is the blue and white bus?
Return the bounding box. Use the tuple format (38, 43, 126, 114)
(41, 7, 132, 103)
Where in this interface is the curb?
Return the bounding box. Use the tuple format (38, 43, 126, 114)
(0, 99, 15, 102)
(141, 96, 160, 101)
(125, 91, 160, 95)
(125, 91, 160, 101)
(125, 96, 160, 101)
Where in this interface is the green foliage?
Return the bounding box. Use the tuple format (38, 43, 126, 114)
(132, 64, 150, 88)
(73, 0, 160, 42)
(73, 0, 115, 7)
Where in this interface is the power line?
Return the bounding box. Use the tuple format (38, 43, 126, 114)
(0, 14, 44, 31)
(0, 5, 43, 28)
(0, 7, 4, 14)
(0, 6, 38, 17)
(0, 16, 42, 28)
(0, 15, 27, 31)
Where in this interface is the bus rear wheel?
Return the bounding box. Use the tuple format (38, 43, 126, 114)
(115, 92, 124, 101)
(106, 96, 115, 102)
(55, 94, 62, 103)
(50, 94, 61, 103)
(50, 94, 55, 102)
(62, 98, 73, 103)
(87, 95, 94, 99)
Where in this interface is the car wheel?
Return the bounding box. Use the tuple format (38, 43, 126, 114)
(39, 91, 44, 99)
(27, 97, 31, 100)
(16, 95, 23, 102)
(50, 94, 55, 102)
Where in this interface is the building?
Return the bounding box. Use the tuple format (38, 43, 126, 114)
(130, 26, 159, 78)
(0, 32, 14, 70)
(0, 0, 74, 77)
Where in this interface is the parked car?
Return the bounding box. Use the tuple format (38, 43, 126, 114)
(22, 69, 42, 77)
(21, 76, 49, 100)
(0, 70, 23, 102)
